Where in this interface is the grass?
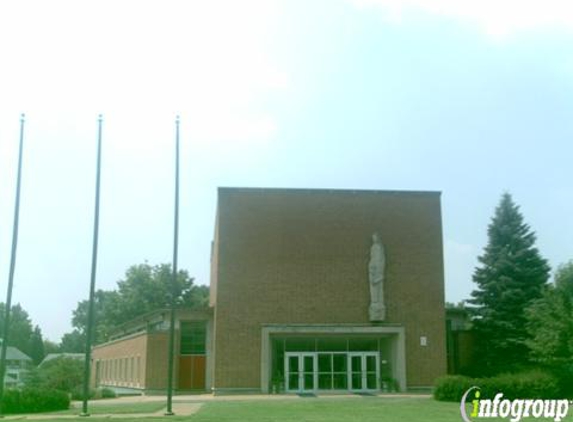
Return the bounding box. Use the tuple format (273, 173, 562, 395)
(193, 397, 450, 422)
(7, 396, 573, 421)
(39, 401, 167, 415)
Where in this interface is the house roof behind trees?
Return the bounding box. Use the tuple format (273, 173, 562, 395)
(39, 353, 84, 366)
(0, 340, 32, 361)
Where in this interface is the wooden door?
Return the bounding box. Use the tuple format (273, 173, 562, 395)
(178, 356, 206, 390)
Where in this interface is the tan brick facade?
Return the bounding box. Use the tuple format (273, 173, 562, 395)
(91, 333, 148, 389)
(212, 188, 447, 390)
(91, 187, 446, 394)
(92, 309, 211, 392)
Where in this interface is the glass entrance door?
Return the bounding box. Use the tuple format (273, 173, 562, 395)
(284, 351, 380, 393)
(285, 353, 316, 393)
(348, 352, 379, 391)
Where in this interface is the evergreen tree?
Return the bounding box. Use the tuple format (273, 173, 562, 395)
(468, 193, 550, 373)
(28, 325, 45, 365)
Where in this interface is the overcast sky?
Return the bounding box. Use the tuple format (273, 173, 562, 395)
(1, 0, 572, 342)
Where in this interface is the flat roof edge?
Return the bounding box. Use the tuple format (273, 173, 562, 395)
(217, 187, 442, 196)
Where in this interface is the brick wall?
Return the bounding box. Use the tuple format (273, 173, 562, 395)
(144, 332, 171, 390)
(91, 308, 211, 391)
(92, 333, 148, 389)
(212, 188, 447, 389)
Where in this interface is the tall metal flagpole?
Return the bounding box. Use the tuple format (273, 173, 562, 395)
(166, 116, 180, 416)
(0, 114, 26, 417)
(81, 115, 103, 417)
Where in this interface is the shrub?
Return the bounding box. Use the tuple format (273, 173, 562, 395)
(434, 375, 475, 401)
(434, 371, 560, 402)
(99, 387, 117, 399)
(557, 365, 573, 398)
(33, 357, 83, 393)
(70, 387, 95, 401)
(70, 386, 117, 400)
(2, 388, 70, 414)
(381, 376, 400, 392)
(479, 371, 560, 400)
(2, 389, 22, 413)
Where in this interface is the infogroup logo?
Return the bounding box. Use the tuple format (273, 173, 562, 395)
(460, 386, 571, 422)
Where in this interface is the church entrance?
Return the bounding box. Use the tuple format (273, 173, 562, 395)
(283, 350, 380, 393)
(263, 326, 406, 394)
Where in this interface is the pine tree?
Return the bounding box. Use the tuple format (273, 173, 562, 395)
(28, 326, 45, 365)
(469, 193, 550, 373)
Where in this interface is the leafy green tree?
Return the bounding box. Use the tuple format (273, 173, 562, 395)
(43, 339, 60, 356)
(555, 260, 573, 295)
(59, 330, 86, 353)
(71, 290, 121, 345)
(114, 263, 196, 322)
(468, 193, 550, 373)
(0, 303, 35, 357)
(189, 285, 209, 308)
(25, 356, 83, 394)
(526, 261, 573, 367)
(68, 262, 206, 344)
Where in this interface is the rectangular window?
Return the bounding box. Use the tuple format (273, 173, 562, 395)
(180, 321, 207, 355)
(317, 337, 347, 352)
(136, 356, 141, 385)
(285, 337, 315, 352)
(349, 337, 378, 352)
(130, 357, 135, 383)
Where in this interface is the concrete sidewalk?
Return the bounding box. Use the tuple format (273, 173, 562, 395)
(77, 391, 430, 406)
(3, 392, 431, 420)
(3, 402, 203, 420)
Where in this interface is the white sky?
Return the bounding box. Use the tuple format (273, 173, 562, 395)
(1, 0, 572, 341)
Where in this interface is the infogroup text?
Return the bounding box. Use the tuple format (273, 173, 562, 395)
(460, 387, 570, 422)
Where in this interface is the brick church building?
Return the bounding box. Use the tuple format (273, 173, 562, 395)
(91, 187, 447, 394)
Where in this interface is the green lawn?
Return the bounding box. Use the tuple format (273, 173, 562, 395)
(8, 397, 573, 421)
(190, 397, 572, 422)
(52, 401, 167, 415)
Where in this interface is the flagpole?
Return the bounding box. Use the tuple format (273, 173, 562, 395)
(81, 115, 103, 417)
(0, 114, 26, 418)
(166, 116, 180, 416)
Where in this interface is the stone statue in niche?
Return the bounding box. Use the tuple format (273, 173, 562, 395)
(368, 232, 386, 321)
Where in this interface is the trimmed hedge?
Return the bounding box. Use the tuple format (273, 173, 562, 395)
(433, 375, 475, 402)
(70, 387, 95, 401)
(70, 387, 117, 401)
(100, 387, 117, 399)
(2, 388, 70, 414)
(434, 370, 560, 402)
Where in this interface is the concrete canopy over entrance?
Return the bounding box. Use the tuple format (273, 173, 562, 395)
(261, 325, 406, 393)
